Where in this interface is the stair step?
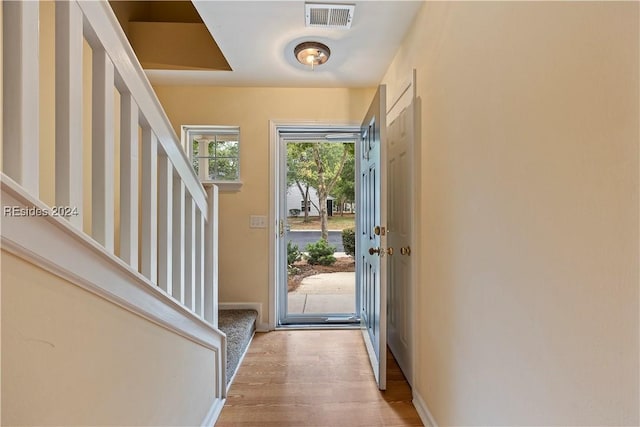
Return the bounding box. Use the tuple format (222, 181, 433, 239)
(218, 309, 258, 385)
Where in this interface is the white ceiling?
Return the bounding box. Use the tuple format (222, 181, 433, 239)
(145, 1, 423, 87)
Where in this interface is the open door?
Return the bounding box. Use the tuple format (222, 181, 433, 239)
(359, 85, 387, 390)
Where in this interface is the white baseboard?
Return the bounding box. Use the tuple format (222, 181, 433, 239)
(200, 397, 225, 427)
(218, 302, 270, 331)
(413, 390, 438, 427)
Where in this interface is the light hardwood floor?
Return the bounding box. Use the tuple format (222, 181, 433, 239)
(216, 330, 423, 426)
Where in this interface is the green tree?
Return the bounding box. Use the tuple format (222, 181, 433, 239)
(332, 144, 355, 216)
(312, 143, 349, 240)
(287, 141, 353, 240)
(287, 143, 315, 223)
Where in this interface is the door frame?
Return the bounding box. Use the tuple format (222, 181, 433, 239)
(268, 120, 361, 329)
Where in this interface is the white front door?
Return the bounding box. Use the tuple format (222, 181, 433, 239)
(387, 100, 415, 385)
(359, 85, 387, 390)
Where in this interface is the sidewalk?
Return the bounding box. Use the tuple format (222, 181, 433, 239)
(288, 271, 355, 314)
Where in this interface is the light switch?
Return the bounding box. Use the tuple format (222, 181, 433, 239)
(250, 215, 267, 229)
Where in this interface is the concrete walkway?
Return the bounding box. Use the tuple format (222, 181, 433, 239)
(288, 271, 356, 314)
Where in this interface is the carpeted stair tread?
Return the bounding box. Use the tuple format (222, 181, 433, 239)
(219, 309, 258, 385)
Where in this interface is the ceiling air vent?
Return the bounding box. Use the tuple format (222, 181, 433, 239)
(305, 3, 355, 29)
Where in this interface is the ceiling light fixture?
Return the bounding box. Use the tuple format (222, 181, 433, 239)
(294, 41, 330, 70)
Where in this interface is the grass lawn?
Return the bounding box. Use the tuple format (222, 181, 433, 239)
(288, 214, 355, 231)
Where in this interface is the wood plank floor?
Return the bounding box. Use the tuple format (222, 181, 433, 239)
(216, 330, 423, 426)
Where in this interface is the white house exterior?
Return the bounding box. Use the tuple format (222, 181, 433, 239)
(286, 184, 334, 217)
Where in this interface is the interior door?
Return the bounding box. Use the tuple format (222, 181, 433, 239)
(387, 100, 414, 385)
(359, 85, 387, 390)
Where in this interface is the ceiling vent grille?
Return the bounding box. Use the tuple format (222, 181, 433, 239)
(305, 3, 355, 29)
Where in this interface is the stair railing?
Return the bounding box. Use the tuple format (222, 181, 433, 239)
(2, 0, 219, 328)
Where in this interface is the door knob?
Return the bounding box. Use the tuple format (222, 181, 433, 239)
(373, 226, 386, 236)
(369, 247, 381, 255)
(400, 246, 411, 256)
(386, 247, 394, 256)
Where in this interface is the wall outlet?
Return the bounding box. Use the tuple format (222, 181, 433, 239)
(249, 215, 267, 229)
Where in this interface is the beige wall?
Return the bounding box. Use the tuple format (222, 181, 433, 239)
(381, 1, 639, 425)
(153, 86, 374, 317)
(1, 251, 217, 426)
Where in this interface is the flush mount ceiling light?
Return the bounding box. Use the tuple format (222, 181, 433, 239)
(294, 41, 330, 70)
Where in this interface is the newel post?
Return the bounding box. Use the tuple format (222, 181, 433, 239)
(203, 184, 219, 328)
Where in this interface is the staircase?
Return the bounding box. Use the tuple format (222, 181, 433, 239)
(1, 1, 226, 425)
(219, 309, 258, 386)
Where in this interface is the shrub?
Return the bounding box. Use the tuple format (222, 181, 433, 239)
(305, 239, 336, 266)
(342, 228, 356, 257)
(287, 265, 300, 276)
(289, 208, 301, 216)
(287, 241, 301, 265)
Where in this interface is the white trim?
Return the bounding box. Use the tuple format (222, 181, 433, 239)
(200, 397, 226, 427)
(413, 390, 438, 427)
(2, 1, 39, 195)
(204, 184, 219, 327)
(55, 0, 84, 229)
(172, 178, 186, 300)
(140, 128, 158, 282)
(269, 121, 279, 330)
(91, 47, 115, 253)
(200, 180, 243, 192)
(157, 155, 174, 293)
(0, 174, 225, 352)
(218, 302, 268, 332)
(119, 91, 139, 268)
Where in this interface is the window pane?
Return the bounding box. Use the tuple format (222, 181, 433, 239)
(216, 140, 238, 158)
(214, 158, 238, 180)
(184, 126, 240, 182)
(191, 140, 199, 174)
(208, 158, 216, 180)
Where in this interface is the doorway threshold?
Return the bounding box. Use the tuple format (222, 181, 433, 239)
(276, 323, 361, 331)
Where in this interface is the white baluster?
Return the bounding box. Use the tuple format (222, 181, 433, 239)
(119, 92, 139, 268)
(157, 154, 173, 293)
(3, 1, 39, 195)
(185, 197, 196, 311)
(140, 127, 158, 282)
(196, 210, 205, 316)
(91, 48, 115, 252)
(204, 184, 219, 327)
(172, 177, 185, 302)
(55, 1, 83, 228)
